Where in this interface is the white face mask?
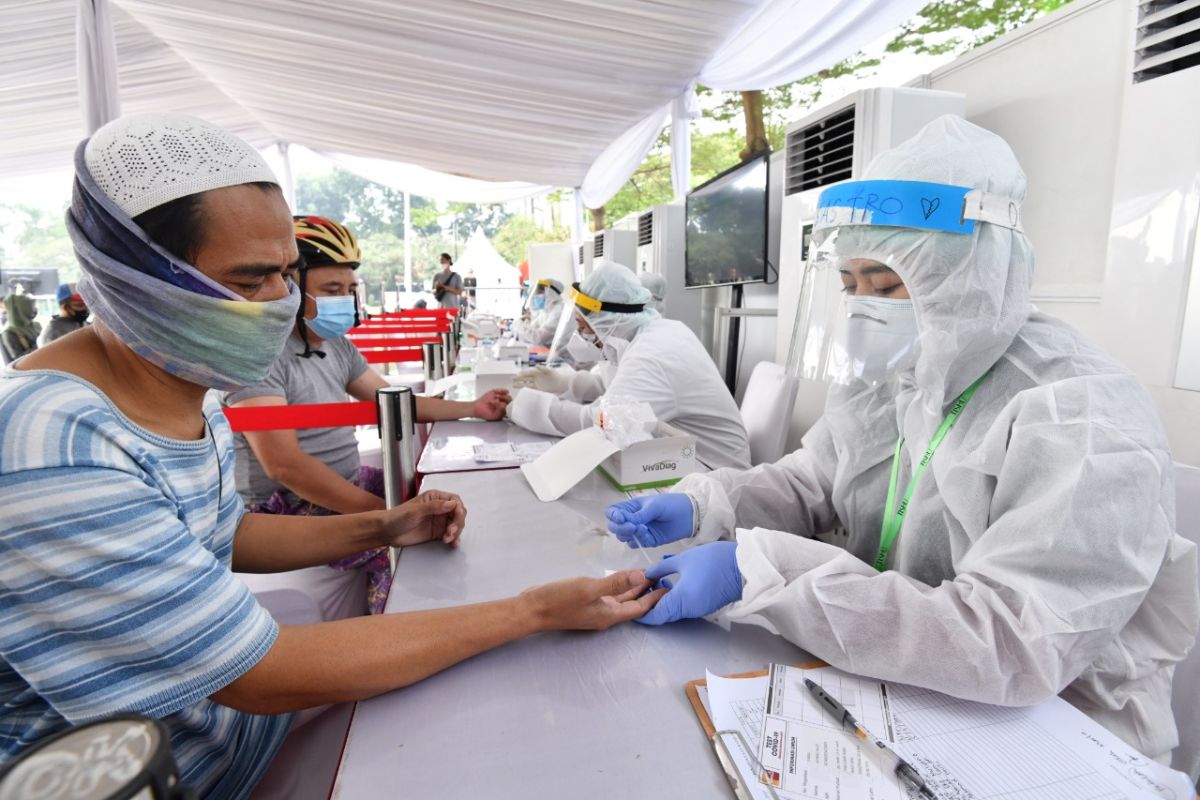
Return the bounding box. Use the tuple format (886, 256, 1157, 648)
(566, 330, 603, 363)
(843, 296, 919, 381)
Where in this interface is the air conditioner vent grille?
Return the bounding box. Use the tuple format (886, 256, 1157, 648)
(594, 236, 604, 257)
(1136, 0, 1200, 81)
(785, 105, 856, 195)
(637, 212, 653, 246)
(577, 244, 584, 264)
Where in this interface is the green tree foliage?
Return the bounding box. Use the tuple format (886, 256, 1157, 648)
(592, 0, 1069, 223)
(445, 202, 512, 241)
(887, 0, 1072, 55)
(1, 204, 78, 283)
(295, 168, 441, 237)
(493, 215, 572, 266)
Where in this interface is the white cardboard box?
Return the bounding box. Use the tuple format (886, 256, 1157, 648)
(597, 421, 697, 491)
(474, 360, 520, 395)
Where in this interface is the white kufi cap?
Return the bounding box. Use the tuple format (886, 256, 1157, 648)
(84, 112, 279, 218)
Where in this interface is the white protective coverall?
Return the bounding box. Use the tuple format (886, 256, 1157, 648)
(510, 262, 751, 470)
(514, 279, 565, 347)
(638, 271, 667, 315)
(674, 116, 1199, 761)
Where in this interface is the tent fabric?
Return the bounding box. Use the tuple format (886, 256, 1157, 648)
(601, 0, 929, 205)
(455, 228, 520, 289)
(325, 151, 551, 205)
(77, 0, 121, 134)
(4, 0, 925, 205)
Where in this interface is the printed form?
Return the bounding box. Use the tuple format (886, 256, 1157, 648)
(752, 664, 1194, 800)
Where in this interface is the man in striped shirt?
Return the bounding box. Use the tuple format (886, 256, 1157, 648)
(0, 113, 663, 799)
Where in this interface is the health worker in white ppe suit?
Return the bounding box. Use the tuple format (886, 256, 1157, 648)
(605, 116, 1199, 762)
(508, 261, 751, 470)
(638, 272, 667, 314)
(514, 278, 564, 347)
(517, 271, 670, 401)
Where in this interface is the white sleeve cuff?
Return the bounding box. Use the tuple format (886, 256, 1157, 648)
(675, 472, 736, 544)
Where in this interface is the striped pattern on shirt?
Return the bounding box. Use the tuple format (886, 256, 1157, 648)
(0, 370, 291, 799)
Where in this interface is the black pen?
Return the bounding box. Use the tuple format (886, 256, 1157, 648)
(804, 678, 938, 800)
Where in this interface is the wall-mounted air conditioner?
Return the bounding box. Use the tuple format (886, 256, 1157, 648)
(612, 213, 640, 232)
(573, 239, 593, 282)
(774, 87, 965, 436)
(634, 203, 701, 339)
(1102, 5, 1200, 406)
(592, 228, 638, 270)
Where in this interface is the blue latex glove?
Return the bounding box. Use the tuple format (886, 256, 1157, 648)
(605, 493, 694, 548)
(636, 541, 743, 626)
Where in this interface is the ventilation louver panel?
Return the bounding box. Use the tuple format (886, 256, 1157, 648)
(577, 244, 584, 263)
(638, 212, 653, 246)
(1136, 0, 1200, 81)
(594, 236, 604, 257)
(785, 106, 856, 195)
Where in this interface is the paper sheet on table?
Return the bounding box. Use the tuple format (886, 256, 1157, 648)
(760, 664, 1194, 800)
(706, 671, 777, 800)
(519, 426, 619, 502)
(472, 441, 553, 464)
(424, 373, 468, 396)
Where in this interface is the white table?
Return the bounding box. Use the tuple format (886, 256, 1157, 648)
(417, 419, 559, 475)
(330, 468, 809, 799)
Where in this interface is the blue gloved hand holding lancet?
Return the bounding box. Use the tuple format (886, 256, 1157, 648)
(605, 493, 693, 547)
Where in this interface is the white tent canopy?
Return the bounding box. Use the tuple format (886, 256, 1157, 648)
(1, 0, 925, 207)
(455, 228, 521, 318)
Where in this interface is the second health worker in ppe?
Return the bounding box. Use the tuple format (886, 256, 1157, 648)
(509, 261, 751, 470)
(606, 116, 1198, 763)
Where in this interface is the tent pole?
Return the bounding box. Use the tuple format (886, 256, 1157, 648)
(404, 191, 413, 306)
(76, 0, 122, 133)
(278, 142, 296, 211)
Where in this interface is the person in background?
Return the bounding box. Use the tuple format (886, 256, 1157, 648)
(638, 272, 667, 315)
(0, 113, 663, 799)
(41, 282, 90, 344)
(605, 116, 1199, 763)
(514, 278, 564, 347)
(224, 215, 511, 618)
(507, 261, 751, 470)
(1, 292, 40, 364)
(432, 252, 464, 309)
(464, 268, 477, 307)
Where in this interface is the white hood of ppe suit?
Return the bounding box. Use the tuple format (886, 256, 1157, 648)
(675, 116, 1199, 762)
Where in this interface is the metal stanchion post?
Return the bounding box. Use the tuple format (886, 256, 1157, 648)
(376, 386, 418, 572)
(440, 330, 455, 376)
(422, 341, 445, 383)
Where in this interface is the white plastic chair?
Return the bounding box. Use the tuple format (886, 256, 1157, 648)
(738, 361, 800, 466)
(1171, 462, 1200, 784)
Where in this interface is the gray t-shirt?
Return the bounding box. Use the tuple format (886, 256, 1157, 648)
(433, 268, 463, 308)
(222, 333, 370, 506)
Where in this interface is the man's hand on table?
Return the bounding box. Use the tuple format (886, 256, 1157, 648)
(519, 570, 667, 632)
(380, 490, 466, 548)
(472, 389, 512, 420)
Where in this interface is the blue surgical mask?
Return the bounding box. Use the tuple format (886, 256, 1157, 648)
(532, 295, 546, 310)
(305, 293, 357, 340)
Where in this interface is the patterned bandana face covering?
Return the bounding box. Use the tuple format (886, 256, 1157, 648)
(67, 142, 301, 391)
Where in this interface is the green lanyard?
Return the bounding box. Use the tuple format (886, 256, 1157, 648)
(873, 372, 990, 572)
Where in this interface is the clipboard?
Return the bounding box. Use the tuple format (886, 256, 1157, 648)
(684, 663, 826, 800)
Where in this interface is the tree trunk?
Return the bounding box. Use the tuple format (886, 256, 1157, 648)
(590, 206, 606, 232)
(740, 90, 770, 160)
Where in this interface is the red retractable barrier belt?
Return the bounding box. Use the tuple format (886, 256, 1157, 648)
(350, 335, 443, 349)
(223, 401, 377, 432)
(362, 348, 425, 363)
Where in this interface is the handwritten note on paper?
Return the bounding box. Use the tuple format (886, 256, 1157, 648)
(761, 665, 1194, 800)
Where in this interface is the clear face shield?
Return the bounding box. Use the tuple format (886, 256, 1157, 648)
(785, 180, 1023, 389)
(548, 284, 605, 366)
(522, 279, 559, 319)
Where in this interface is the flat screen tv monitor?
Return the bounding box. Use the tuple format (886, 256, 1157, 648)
(684, 153, 769, 289)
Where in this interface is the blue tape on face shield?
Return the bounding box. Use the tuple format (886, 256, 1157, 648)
(813, 180, 1023, 235)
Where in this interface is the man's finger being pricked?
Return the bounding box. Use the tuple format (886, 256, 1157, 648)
(612, 576, 654, 603)
(620, 587, 667, 621)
